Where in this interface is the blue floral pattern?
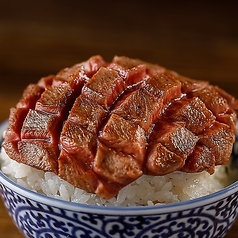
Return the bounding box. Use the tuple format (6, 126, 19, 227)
(0, 181, 238, 238)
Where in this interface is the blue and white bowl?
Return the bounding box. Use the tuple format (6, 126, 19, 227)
(1, 120, 238, 238)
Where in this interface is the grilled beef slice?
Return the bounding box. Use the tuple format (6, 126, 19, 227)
(3, 55, 238, 199)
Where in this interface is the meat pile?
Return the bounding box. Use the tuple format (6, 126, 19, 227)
(3, 55, 238, 198)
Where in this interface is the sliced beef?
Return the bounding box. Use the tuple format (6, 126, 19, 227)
(82, 67, 125, 109)
(79, 55, 107, 77)
(218, 110, 237, 133)
(109, 57, 148, 86)
(144, 72, 182, 105)
(99, 113, 146, 162)
(112, 55, 165, 77)
(21, 109, 60, 143)
(174, 74, 209, 94)
(58, 150, 98, 193)
(68, 95, 107, 134)
(112, 88, 162, 133)
(2, 55, 238, 199)
(93, 142, 143, 185)
(95, 179, 123, 199)
(3, 108, 30, 163)
(60, 120, 97, 166)
(18, 140, 58, 174)
(214, 85, 238, 110)
(192, 85, 230, 118)
(3, 84, 45, 163)
(181, 145, 215, 174)
(165, 97, 216, 135)
(145, 142, 185, 175)
(198, 121, 235, 165)
(112, 56, 146, 70)
(4, 108, 27, 143)
(52, 65, 86, 94)
(35, 83, 74, 118)
(149, 121, 199, 159)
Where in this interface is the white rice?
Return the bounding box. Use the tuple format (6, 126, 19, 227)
(0, 147, 237, 206)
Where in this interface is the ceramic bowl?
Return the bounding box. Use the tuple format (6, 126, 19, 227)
(1, 120, 238, 238)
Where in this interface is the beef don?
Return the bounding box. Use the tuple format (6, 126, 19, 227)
(3, 55, 238, 199)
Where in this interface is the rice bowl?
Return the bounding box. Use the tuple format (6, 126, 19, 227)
(1, 54, 238, 237)
(3, 55, 238, 201)
(1, 118, 238, 207)
(1, 121, 238, 237)
(0, 145, 236, 207)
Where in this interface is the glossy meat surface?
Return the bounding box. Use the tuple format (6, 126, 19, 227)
(3, 55, 238, 198)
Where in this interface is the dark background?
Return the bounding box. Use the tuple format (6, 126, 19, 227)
(1, 1, 238, 123)
(1, 1, 238, 237)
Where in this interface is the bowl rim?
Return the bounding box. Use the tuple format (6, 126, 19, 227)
(1, 120, 238, 215)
